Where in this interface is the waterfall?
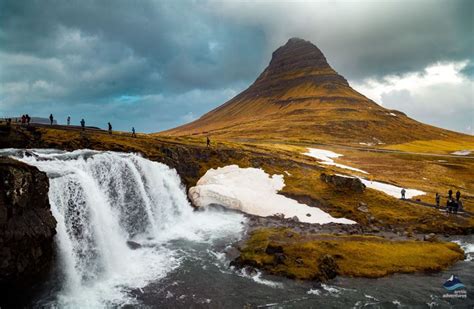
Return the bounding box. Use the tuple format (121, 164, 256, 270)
(6, 149, 245, 308)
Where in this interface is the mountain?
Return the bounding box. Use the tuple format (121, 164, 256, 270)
(162, 38, 466, 145)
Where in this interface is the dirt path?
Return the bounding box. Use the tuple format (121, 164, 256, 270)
(402, 198, 472, 217)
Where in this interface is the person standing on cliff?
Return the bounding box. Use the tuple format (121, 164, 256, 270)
(49, 114, 54, 125)
(435, 193, 441, 208)
(448, 189, 453, 199)
(67, 116, 71, 126)
(108, 122, 112, 134)
(206, 136, 211, 148)
(132, 127, 136, 138)
(401, 188, 406, 200)
(456, 190, 461, 202)
(80, 118, 85, 131)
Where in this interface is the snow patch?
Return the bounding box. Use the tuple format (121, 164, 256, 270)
(336, 174, 425, 199)
(189, 165, 355, 225)
(451, 150, 471, 156)
(360, 179, 425, 199)
(303, 148, 368, 174)
(359, 177, 426, 199)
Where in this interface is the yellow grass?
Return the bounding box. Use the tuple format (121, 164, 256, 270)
(239, 228, 464, 280)
(385, 139, 474, 154)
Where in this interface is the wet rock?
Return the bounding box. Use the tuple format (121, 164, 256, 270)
(320, 173, 365, 193)
(126, 240, 142, 250)
(224, 246, 241, 261)
(0, 158, 56, 291)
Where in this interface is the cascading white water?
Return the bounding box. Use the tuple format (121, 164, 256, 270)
(5, 149, 245, 308)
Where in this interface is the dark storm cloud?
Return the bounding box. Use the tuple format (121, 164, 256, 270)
(210, 0, 474, 80)
(0, 0, 472, 133)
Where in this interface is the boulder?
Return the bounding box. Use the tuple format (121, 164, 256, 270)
(317, 254, 339, 281)
(357, 202, 369, 213)
(0, 158, 57, 291)
(126, 240, 142, 250)
(423, 233, 438, 242)
(320, 173, 366, 193)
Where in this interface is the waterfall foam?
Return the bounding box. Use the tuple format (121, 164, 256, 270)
(5, 149, 245, 307)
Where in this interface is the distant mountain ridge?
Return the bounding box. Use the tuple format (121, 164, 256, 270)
(162, 38, 468, 145)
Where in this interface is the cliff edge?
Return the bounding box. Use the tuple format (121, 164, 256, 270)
(0, 157, 56, 296)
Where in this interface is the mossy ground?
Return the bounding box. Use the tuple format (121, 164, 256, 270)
(238, 228, 464, 280)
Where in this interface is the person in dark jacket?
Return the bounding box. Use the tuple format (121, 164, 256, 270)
(80, 119, 85, 131)
(132, 127, 136, 138)
(446, 198, 453, 213)
(67, 116, 71, 126)
(456, 190, 461, 202)
(435, 193, 440, 208)
(108, 122, 112, 134)
(401, 188, 406, 200)
(26, 114, 31, 126)
(49, 114, 54, 125)
(448, 189, 453, 199)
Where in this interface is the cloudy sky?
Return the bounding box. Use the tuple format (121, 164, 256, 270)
(0, 0, 472, 134)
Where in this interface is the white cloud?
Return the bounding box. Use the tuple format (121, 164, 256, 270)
(352, 61, 469, 102)
(352, 61, 474, 134)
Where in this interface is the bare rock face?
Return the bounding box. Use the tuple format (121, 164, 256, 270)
(0, 157, 56, 290)
(320, 173, 366, 193)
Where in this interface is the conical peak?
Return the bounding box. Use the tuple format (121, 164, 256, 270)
(252, 38, 348, 92)
(268, 37, 332, 73)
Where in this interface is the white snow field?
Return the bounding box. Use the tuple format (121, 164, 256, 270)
(189, 165, 355, 225)
(303, 148, 368, 174)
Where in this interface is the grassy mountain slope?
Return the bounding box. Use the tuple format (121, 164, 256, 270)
(161, 38, 471, 146)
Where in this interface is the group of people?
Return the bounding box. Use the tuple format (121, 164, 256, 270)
(401, 188, 464, 214)
(440, 190, 464, 214)
(21, 114, 31, 126)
